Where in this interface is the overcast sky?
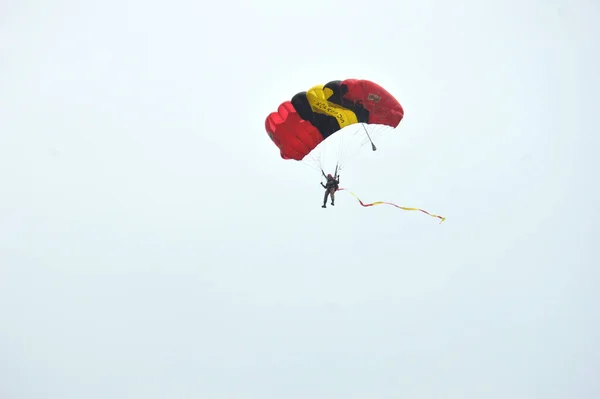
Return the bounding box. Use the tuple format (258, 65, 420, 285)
(1, 0, 599, 398)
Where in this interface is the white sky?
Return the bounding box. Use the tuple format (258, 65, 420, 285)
(1, 0, 599, 398)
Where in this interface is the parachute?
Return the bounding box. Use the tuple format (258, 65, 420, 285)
(265, 78, 445, 223)
(265, 78, 404, 173)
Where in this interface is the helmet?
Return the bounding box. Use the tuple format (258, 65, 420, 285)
(327, 173, 332, 178)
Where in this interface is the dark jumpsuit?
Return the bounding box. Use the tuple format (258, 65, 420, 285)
(321, 176, 339, 207)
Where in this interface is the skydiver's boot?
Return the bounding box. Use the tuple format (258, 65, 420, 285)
(322, 204, 326, 208)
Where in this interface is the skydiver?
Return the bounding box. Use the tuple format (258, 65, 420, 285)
(321, 173, 339, 208)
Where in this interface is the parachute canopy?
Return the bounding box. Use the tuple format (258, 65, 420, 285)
(265, 79, 404, 164)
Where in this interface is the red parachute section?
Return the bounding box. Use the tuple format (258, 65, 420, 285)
(265, 101, 323, 160)
(342, 79, 404, 126)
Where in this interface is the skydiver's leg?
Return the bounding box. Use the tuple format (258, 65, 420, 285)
(323, 190, 329, 208)
(331, 189, 335, 205)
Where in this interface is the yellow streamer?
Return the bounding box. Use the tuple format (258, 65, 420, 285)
(339, 188, 446, 223)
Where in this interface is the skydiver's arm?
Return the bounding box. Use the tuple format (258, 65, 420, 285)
(321, 182, 326, 188)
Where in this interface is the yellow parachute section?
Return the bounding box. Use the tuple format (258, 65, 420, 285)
(305, 84, 358, 128)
